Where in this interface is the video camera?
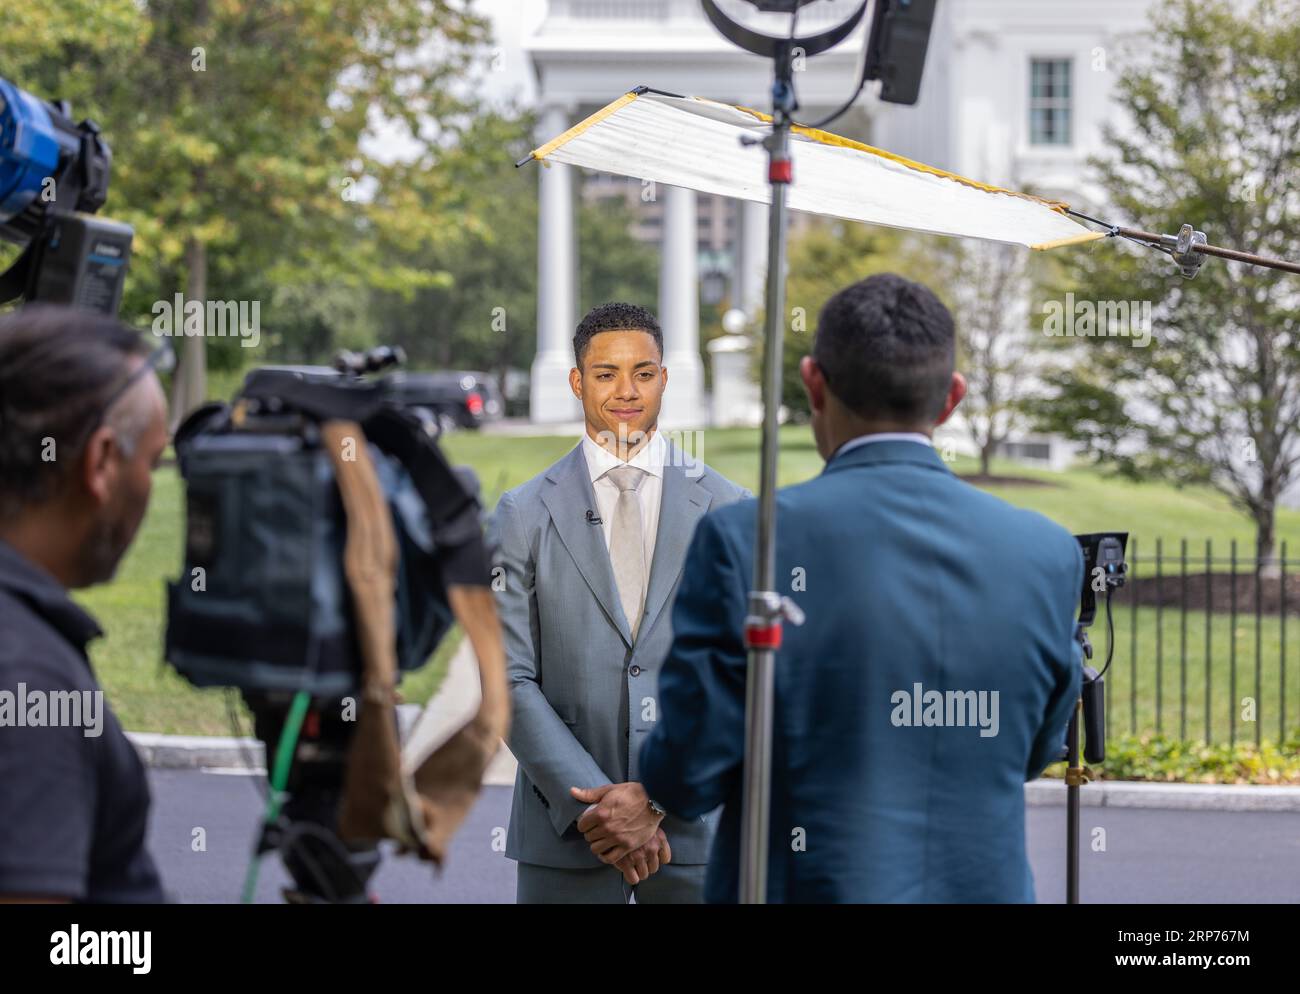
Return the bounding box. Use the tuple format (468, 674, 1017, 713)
(164, 346, 490, 902)
(164, 346, 481, 696)
(0, 77, 132, 315)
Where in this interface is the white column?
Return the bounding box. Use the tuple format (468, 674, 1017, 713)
(657, 184, 706, 429)
(530, 105, 580, 424)
(736, 198, 769, 319)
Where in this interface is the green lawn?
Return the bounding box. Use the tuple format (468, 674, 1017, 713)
(450, 426, 1300, 557)
(78, 425, 1300, 739)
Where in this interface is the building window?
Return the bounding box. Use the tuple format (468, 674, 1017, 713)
(569, 0, 667, 19)
(999, 441, 1052, 463)
(1029, 58, 1072, 146)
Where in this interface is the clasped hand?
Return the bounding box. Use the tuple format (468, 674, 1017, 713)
(570, 782, 670, 885)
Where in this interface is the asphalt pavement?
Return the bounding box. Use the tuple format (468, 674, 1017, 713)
(146, 769, 1300, 903)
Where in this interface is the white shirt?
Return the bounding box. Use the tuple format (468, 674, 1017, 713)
(834, 432, 932, 460)
(581, 430, 666, 573)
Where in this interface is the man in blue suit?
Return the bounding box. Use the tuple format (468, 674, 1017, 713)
(640, 273, 1083, 903)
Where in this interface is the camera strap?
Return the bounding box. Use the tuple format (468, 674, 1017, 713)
(323, 419, 508, 863)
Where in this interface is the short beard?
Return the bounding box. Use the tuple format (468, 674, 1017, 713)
(83, 509, 132, 586)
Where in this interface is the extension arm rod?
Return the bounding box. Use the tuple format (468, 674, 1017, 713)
(1066, 209, 1300, 276)
(1115, 226, 1300, 275)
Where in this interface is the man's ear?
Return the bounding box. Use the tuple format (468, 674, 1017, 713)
(934, 371, 967, 427)
(80, 426, 119, 508)
(569, 366, 582, 399)
(799, 355, 824, 413)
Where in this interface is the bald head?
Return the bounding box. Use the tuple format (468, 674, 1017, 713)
(107, 361, 168, 460)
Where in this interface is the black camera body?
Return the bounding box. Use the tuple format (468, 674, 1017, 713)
(1075, 532, 1128, 627)
(163, 351, 491, 902)
(164, 355, 477, 697)
(0, 77, 132, 315)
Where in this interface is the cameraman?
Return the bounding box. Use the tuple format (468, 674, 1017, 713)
(0, 305, 169, 902)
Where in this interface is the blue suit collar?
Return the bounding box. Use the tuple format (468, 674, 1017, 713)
(823, 437, 951, 475)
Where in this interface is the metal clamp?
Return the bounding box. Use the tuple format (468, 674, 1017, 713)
(1064, 766, 1095, 787)
(743, 591, 805, 649)
(1166, 223, 1208, 279)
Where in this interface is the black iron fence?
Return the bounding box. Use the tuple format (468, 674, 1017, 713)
(1101, 538, 1300, 747)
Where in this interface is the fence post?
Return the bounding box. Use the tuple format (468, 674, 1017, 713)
(1105, 552, 1113, 738)
(1205, 539, 1213, 745)
(1180, 538, 1188, 741)
(1131, 537, 1138, 736)
(1231, 539, 1238, 747)
(1156, 537, 1163, 734)
(1282, 540, 1288, 745)
(1255, 552, 1263, 748)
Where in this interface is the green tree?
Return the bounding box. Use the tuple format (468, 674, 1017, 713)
(361, 147, 659, 396)
(775, 220, 1051, 477)
(924, 240, 1055, 476)
(578, 195, 660, 319)
(1033, 0, 1300, 567)
(773, 220, 904, 418)
(333, 108, 537, 380)
(2, 0, 492, 420)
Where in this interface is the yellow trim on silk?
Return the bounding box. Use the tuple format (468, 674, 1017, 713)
(529, 90, 642, 162)
(1030, 231, 1106, 251)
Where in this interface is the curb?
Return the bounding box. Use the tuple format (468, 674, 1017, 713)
(129, 704, 425, 772)
(1025, 779, 1300, 812)
(129, 732, 265, 771)
(133, 722, 1300, 811)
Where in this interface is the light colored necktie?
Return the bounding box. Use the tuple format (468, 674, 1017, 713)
(606, 464, 647, 639)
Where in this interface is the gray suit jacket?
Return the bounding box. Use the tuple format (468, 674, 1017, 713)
(488, 440, 749, 868)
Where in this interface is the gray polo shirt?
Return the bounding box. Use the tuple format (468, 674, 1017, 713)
(0, 539, 164, 902)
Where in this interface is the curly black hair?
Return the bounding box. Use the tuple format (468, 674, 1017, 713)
(813, 273, 954, 425)
(572, 301, 662, 367)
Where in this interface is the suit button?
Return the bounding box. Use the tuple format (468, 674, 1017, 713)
(629, 665, 641, 677)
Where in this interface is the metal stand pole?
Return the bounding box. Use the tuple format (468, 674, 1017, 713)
(738, 42, 797, 907)
(1065, 698, 1082, 904)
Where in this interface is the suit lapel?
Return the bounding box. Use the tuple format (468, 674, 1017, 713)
(541, 445, 634, 648)
(639, 444, 713, 640)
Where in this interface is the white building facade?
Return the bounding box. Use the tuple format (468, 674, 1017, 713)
(524, 0, 1157, 425)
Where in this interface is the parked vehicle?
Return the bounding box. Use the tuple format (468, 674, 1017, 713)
(387, 370, 504, 432)
(240, 365, 503, 434)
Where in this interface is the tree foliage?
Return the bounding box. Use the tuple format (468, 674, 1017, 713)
(4, 2, 663, 418)
(775, 219, 1051, 474)
(1031, 0, 1300, 564)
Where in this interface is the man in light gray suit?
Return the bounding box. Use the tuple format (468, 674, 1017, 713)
(489, 302, 748, 903)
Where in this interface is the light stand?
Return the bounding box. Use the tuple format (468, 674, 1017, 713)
(1064, 532, 1126, 903)
(701, 0, 877, 905)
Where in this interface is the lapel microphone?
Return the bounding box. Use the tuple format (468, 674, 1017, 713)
(585, 509, 602, 525)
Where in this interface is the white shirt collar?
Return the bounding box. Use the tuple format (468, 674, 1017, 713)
(834, 432, 933, 460)
(582, 429, 668, 483)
